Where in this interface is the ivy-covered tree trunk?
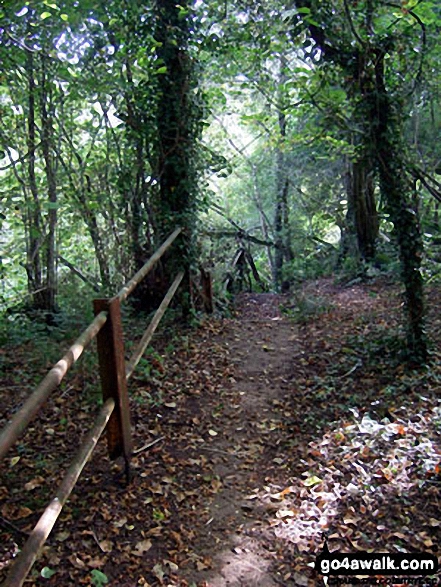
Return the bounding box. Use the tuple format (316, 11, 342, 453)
(346, 157, 378, 262)
(374, 56, 426, 360)
(294, 0, 427, 361)
(274, 54, 294, 291)
(150, 0, 202, 310)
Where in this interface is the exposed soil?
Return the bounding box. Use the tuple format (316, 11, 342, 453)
(1, 278, 441, 587)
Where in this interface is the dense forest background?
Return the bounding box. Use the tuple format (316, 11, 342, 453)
(2, 3, 441, 585)
(0, 0, 440, 359)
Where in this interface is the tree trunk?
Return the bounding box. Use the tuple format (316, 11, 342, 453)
(294, 0, 427, 360)
(25, 50, 45, 310)
(40, 56, 58, 314)
(274, 55, 293, 291)
(150, 0, 201, 311)
(346, 158, 378, 262)
(250, 163, 275, 283)
(374, 54, 426, 360)
(83, 176, 110, 289)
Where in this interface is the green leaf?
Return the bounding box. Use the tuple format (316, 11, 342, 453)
(41, 567, 56, 579)
(60, 13, 68, 21)
(156, 66, 168, 74)
(412, 2, 436, 24)
(91, 569, 109, 587)
(40, 12, 51, 20)
(304, 16, 321, 26)
(45, 202, 60, 210)
(303, 475, 322, 487)
(178, 6, 189, 20)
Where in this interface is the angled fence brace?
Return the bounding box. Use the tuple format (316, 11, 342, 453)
(0, 311, 108, 461)
(94, 296, 132, 482)
(2, 399, 115, 587)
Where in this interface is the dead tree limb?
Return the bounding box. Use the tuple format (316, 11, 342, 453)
(58, 255, 101, 292)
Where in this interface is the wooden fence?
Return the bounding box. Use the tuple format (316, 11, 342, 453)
(0, 228, 186, 587)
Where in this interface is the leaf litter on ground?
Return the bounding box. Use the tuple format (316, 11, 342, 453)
(0, 277, 440, 586)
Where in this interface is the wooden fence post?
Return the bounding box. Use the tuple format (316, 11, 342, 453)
(93, 296, 132, 481)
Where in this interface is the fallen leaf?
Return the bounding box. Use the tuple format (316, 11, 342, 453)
(113, 517, 127, 528)
(276, 509, 296, 518)
(55, 531, 70, 542)
(152, 563, 164, 579)
(98, 540, 113, 553)
(133, 539, 152, 556)
(15, 506, 33, 520)
(303, 475, 322, 487)
(68, 555, 86, 569)
(25, 477, 44, 491)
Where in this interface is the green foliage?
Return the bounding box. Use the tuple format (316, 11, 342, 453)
(90, 569, 109, 587)
(0, 0, 439, 347)
(40, 567, 56, 579)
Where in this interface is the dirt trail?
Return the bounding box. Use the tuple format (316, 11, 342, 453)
(179, 294, 302, 587)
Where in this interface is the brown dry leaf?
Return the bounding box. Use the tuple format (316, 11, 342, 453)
(99, 539, 114, 553)
(381, 467, 393, 481)
(133, 539, 152, 556)
(87, 557, 107, 568)
(343, 517, 359, 526)
(68, 555, 86, 569)
(170, 530, 184, 549)
(113, 516, 128, 528)
(24, 476, 44, 491)
(211, 478, 222, 492)
(360, 446, 370, 459)
(280, 486, 296, 497)
(14, 506, 33, 520)
(164, 559, 179, 572)
(276, 509, 296, 519)
(152, 564, 164, 580)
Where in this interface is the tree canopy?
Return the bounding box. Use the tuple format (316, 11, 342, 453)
(0, 0, 440, 358)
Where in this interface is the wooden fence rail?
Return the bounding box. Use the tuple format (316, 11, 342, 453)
(0, 228, 184, 587)
(0, 311, 108, 461)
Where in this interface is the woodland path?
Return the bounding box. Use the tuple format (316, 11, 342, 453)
(177, 293, 303, 587)
(1, 278, 441, 586)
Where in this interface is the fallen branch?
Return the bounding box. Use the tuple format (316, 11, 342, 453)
(58, 255, 101, 292)
(0, 516, 29, 539)
(339, 359, 362, 379)
(133, 436, 165, 455)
